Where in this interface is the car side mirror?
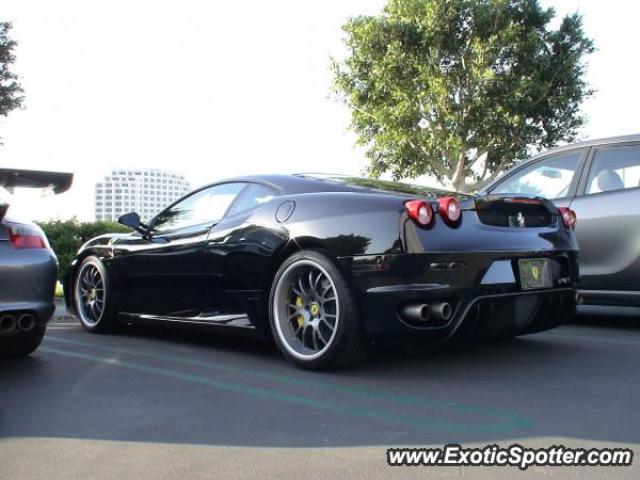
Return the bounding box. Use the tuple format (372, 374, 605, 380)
(118, 212, 149, 235)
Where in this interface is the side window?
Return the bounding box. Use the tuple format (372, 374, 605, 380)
(586, 145, 640, 195)
(152, 183, 245, 231)
(491, 152, 582, 200)
(226, 183, 277, 216)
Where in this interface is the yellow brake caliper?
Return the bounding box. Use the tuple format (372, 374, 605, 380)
(295, 296, 304, 327)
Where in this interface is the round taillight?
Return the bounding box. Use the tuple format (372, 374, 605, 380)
(405, 200, 433, 227)
(558, 207, 577, 229)
(438, 197, 461, 225)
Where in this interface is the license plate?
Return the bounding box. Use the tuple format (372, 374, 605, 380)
(518, 258, 552, 290)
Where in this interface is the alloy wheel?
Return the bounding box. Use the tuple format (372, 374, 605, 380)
(75, 262, 106, 327)
(272, 259, 339, 360)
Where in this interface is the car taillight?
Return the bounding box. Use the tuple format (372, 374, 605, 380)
(7, 223, 48, 249)
(437, 197, 461, 226)
(558, 207, 577, 229)
(405, 200, 433, 227)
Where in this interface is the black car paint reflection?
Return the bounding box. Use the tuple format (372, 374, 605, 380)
(65, 174, 579, 348)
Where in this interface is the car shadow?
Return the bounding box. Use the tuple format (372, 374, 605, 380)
(2, 314, 640, 448)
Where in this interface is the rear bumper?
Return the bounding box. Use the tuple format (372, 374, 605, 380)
(0, 301, 55, 325)
(341, 251, 578, 344)
(0, 242, 57, 325)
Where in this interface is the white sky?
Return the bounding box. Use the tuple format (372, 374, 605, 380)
(2, 0, 640, 221)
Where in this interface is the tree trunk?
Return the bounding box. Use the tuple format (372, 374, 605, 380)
(450, 152, 467, 192)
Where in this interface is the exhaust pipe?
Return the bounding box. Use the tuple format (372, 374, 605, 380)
(430, 302, 453, 321)
(0, 314, 17, 334)
(400, 304, 431, 323)
(17, 313, 36, 333)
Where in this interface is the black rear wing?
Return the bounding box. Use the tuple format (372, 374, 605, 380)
(0, 168, 73, 194)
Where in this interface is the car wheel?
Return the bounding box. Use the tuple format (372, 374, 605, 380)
(0, 325, 46, 358)
(74, 256, 117, 333)
(269, 250, 368, 370)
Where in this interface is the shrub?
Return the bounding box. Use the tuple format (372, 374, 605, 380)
(38, 219, 131, 281)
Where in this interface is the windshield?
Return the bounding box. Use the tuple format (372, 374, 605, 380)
(300, 174, 472, 198)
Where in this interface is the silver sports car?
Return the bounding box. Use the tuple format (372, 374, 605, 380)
(484, 134, 640, 308)
(0, 168, 72, 357)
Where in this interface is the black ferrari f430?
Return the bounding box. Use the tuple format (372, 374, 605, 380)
(65, 174, 579, 369)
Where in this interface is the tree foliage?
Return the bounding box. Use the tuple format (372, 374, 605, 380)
(38, 219, 131, 281)
(0, 22, 23, 140)
(333, 0, 594, 191)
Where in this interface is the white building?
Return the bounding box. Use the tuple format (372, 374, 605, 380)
(94, 169, 191, 222)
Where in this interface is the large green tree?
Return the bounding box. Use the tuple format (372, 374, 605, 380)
(0, 22, 23, 141)
(333, 0, 594, 191)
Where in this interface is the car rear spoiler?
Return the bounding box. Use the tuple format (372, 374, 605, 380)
(0, 168, 73, 194)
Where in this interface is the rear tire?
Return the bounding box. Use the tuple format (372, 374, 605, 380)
(269, 250, 369, 370)
(0, 326, 46, 358)
(73, 256, 118, 333)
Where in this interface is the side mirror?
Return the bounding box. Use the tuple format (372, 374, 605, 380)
(118, 212, 149, 235)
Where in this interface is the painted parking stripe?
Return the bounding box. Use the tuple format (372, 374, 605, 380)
(541, 331, 640, 346)
(44, 335, 531, 433)
(41, 346, 487, 433)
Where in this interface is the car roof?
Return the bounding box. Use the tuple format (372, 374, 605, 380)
(206, 173, 466, 197)
(482, 133, 640, 193)
(525, 133, 640, 163)
(202, 174, 357, 195)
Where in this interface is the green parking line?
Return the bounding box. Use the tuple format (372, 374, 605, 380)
(41, 346, 484, 433)
(44, 335, 531, 433)
(542, 331, 640, 346)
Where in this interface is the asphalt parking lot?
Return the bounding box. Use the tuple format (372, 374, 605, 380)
(2, 305, 639, 479)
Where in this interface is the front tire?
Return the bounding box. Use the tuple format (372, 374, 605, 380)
(269, 250, 368, 370)
(73, 256, 118, 333)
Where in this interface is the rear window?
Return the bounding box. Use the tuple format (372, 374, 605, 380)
(227, 183, 277, 216)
